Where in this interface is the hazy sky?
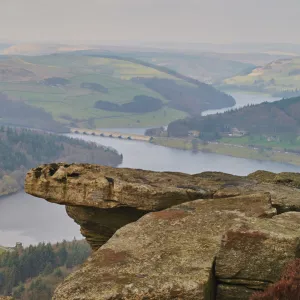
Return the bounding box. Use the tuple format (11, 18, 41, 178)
(0, 0, 299, 44)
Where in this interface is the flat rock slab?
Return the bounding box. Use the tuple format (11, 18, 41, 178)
(25, 164, 300, 212)
(25, 163, 227, 211)
(25, 164, 300, 252)
(53, 194, 283, 300)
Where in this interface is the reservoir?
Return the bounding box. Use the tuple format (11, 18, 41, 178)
(68, 133, 300, 175)
(202, 92, 281, 116)
(1, 92, 298, 247)
(0, 193, 82, 247)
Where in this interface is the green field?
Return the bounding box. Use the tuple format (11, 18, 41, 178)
(222, 57, 300, 95)
(220, 135, 300, 151)
(152, 137, 300, 166)
(0, 54, 196, 128)
(97, 51, 254, 84)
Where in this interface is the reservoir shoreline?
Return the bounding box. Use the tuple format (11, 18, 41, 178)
(150, 137, 300, 167)
(2, 91, 300, 247)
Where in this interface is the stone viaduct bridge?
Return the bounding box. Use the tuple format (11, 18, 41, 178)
(70, 128, 151, 142)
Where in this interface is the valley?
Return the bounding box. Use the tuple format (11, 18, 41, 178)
(2, 43, 300, 300)
(2, 86, 300, 249)
(3, 1, 300, 299)
(71, 92, 300, 166)
(0, 54, 234, 129)
(1, 48, 300, 300)
(1, 129, 299, 249)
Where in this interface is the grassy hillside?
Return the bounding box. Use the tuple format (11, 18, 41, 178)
(0, 53, 234, 128)
(85, 51, 254, 84)
(0, 126, 122, 197)
(135, 53, 254, 83)
(222, 57, 300, 96)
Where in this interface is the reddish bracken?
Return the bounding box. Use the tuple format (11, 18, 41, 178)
(250, 259, 300, 300)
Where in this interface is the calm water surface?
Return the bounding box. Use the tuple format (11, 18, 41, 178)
(68, 134, 300, 175)
(0, 92, 298, 246)
(202, 92, 281, 116)
(0, 193, 81, 247)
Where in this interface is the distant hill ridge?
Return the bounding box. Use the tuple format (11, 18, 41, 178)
(223, 56, 300, 97)
(85, 53, 232, 88)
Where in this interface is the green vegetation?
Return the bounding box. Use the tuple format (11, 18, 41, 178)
(153, 95, 300, 165)
(0, 93, 67, 132)
(80, 82, 108, 93)
(43, 77, 70, 86)
(0, 240, 91, 300)
(0, 54, 234, 128)
(133, 77, 234, 115)
(168, 96, 300, 139)
(220, 135, 300, 151)
(81, 50, 255, 83)
(152, 137, 300, 166)
(222, 57, 300, 96)
(137, 52, 255, 83)
(0, 126, 122, 197)
(94, 95, 163, 113)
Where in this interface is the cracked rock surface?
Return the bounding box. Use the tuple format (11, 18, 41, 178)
(25, 164, 300, 299)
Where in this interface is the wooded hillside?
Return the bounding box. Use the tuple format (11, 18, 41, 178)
(0, 93, 67, 133)
(0, 240, 91, 300)
(168, 96, 300, 139)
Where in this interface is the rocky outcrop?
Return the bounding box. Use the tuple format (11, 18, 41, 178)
(25, 163, 219, 250)
(25, 164, 300, 299)
(216, 214, 300, 299)
(25, 163, 219, 209)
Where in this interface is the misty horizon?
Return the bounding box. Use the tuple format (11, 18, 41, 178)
(1, 0, 300, 45)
